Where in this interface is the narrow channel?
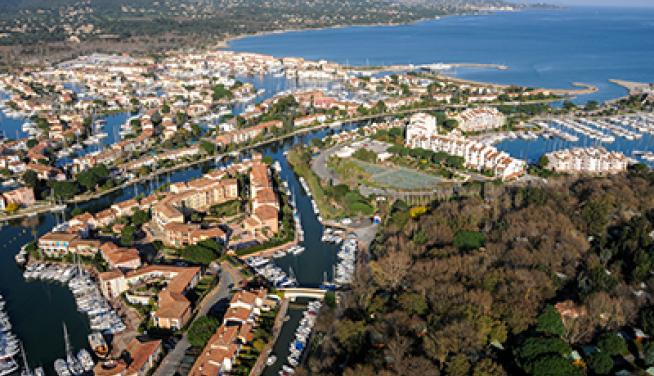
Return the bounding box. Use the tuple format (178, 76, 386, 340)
(0, 105, 359, 374)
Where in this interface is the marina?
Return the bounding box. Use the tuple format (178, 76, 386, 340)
(0, 6, 652, 375)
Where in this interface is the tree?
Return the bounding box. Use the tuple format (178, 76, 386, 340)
(200, 140, 215, 155)
(588, 352, 613, 375)
(52, 181, 79, 200)
(23, 170, 39, 189)
(4, 202, 19, 213)
(530, 354, 582, 376)
(644, 341, 654, 366)
(121, 225, 136, 246)
(538, 155, 549, 169)
(369, 249, 412, 291)
(596, 333, 627, 356)
(443, 119, 459, 131)
(131, 209, 150, 227)
(188, 316, 219, 347)
(453, 230, 485, 251)
(640, 306, 654, 336)
(473, 358, 506, 376)
(536, 305, 565, 337)
(445, 354, 470, 376)
(212, 84, 233, 100)
(180, 245, 217, 265)
(324, 291, 336, 308)
(334, 319, 366, 353)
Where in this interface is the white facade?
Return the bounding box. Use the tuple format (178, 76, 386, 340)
(406, 113, 526, 180)
(545, 147, 630, 174)
(455, 107, 505, 133)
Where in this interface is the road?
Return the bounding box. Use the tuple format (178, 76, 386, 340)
(153, 262, 242, 376)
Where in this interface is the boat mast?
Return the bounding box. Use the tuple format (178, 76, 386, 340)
(21, 341, 33, 376)
(63, 323, 73, 359)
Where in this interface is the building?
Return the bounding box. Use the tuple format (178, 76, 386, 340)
(38, 232, 78, 256)
(98, 265, 201, 330)
(545, 147, 630, 174)
(1, 187, 35, 208)
(100, 242, 142, 271)
(406, 113, 526, 180)
(454, 107, 505, 133)
(188, 289, 270, 376)
(406, 112, 437, 141)
(93, 338, 162, 376)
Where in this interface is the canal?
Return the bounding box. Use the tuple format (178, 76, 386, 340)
(0, 112, 356, 374)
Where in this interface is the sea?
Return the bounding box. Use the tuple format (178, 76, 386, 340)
(229, 6, 654, 104)
(229, 6, 654, 164)
(1, 6, 654, 375)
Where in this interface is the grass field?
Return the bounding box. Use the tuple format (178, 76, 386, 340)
(353, 160, 443, 190)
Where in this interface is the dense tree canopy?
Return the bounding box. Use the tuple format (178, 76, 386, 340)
(306, 169, 654, 375)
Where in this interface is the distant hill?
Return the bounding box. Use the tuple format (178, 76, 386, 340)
(0, 0, 542, 67)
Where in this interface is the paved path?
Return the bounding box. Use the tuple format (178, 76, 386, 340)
(153, 262, 241, 376)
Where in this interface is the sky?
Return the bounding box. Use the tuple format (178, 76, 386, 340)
(523, 0, 654, 6)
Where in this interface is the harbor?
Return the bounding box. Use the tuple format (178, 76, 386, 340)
(0, 115, 360, 375)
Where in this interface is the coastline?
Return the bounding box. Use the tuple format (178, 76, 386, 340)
(215, 9, 603, 101)
(216, 8, 523, 50)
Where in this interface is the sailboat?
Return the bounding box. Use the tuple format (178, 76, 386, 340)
(19, 342, 33, 376)
(63, 324, 84, 376)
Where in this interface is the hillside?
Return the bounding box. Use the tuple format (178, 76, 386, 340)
(0, 0, 526, 68)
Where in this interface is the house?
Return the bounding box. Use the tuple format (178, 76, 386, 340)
(93, 338, 162, 376)
(189, 289, 270, 376)
(112, 199, 140, 217)
(38, 232, 79, 256)
(2, 187, 35, 207)
(100, 242, 142, 271)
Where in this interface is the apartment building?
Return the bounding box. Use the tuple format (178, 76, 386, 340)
(545, 147, 630, 174)
(406, 113, 526, 180)
(455, 107, 505, 133)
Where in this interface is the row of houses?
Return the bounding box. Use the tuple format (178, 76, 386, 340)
(189, 289, 273, 376)
(406, 113, 526, 180)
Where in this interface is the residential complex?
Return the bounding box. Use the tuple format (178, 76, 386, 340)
(545, 147, 631, 174)
(188, 290, 272, 376)
(406, 113, 526, 180)
(99, 265, 201, 330)
(454, 106, 506, 133)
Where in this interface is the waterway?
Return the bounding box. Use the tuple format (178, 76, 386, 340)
(0, 108, 354, 374)
(2, 6, 654, 372)
(229, 6, 654, 104)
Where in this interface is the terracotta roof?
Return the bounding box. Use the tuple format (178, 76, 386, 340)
(39, 232, 78, 242)
(254, 205, 278, 221)
(224, 307, 251, 323)
(126, 339, 161, 374)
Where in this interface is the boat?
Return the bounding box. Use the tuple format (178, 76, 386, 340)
(266, 355, 277, 366)
(62, 324, 84, 376)
(77, 349, 94, 371)
(87, 332, 109, 359)
(53, 359, 70, 376)
(34, 368, 45, 376)
(0, 359, 18, 376)
(290, 246, 305, 255)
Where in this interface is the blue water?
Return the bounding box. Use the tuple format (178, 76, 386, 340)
(229, 7, 654, 103)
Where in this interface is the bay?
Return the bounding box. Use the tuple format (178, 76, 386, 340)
(229, 6, 654, 103)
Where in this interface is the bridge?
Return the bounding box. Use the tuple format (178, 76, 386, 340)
(278, 288, 328, 300)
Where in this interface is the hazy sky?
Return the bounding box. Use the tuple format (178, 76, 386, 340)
(524, 0, 654, 6)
